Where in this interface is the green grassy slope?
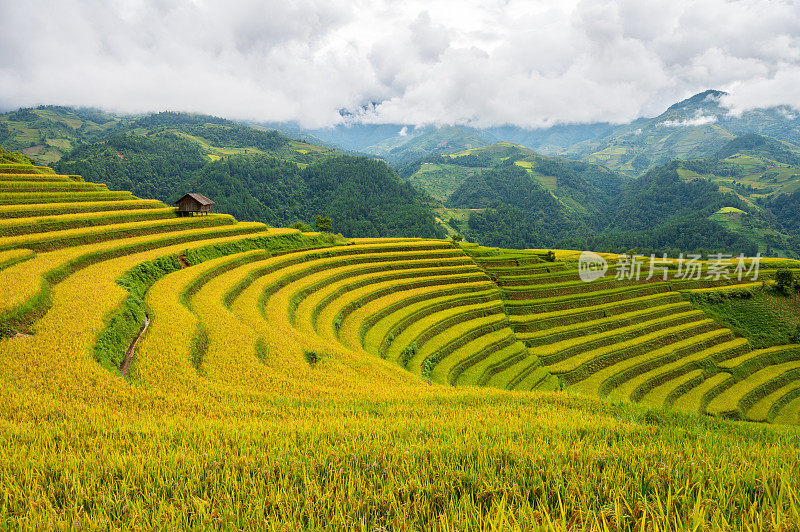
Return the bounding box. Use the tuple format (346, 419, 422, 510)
(362, 125, 490, 165)
(406, 141, 619, 201)
(561, 90, 800, 176)
(0, 106, 121, 164)
(0, 107, 339, 167)
(676, 134, 800, 201)
(439, 146, 799, 258)
(687, 287, 800, 348)
(656, 135, 800, 257)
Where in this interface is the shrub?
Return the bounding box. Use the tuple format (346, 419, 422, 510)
(687, 286, 753, 304)
(775, 268, 795, 295)
(254, 339, 268, 362)
(291, 221, 313, 232)
(421, 352, 441, 379)
(399, 343, 417, 368)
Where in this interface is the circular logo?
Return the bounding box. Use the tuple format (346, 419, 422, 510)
(578, 251, 608, 282)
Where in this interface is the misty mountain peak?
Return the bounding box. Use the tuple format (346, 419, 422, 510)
(665, 90, 728, 113)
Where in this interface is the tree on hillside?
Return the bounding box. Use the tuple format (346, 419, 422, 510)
(314, 215, 332, 232)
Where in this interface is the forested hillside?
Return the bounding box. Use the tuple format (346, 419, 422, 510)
(401, 141, 624, 210)
(383, 134, 800, 257)
(558, 91, 800, 176)
(54, 132, 442, 238)
(628, 134, 800, 257)
(0, 107, 444, 239)
(422, 146, 787, 256)
(3, 104, 799, 254)
(585, 162, 761, 256)
(448, 165, 587, 248)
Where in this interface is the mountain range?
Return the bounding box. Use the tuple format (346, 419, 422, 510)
(1, 90, 800, 257)
(267, 90, 800, 176)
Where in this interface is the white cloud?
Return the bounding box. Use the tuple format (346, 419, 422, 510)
(0, 0, 799, 127)
(721, 66, 800, 116)
(659, 114, 717, 128)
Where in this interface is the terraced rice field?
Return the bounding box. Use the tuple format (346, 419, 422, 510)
(0, 164, 547, 398)
(1, 164, 796, 417)
(3, 160, 800, 528)
(464, 244, 800, 424)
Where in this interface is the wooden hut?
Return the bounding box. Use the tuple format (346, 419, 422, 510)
(174, 193, 214, 216)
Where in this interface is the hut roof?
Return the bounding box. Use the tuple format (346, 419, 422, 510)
(174, 193, 214, 206)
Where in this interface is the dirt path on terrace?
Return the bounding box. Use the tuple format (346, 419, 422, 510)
(121, 312, 149, 377)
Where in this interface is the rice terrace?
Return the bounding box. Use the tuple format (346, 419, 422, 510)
(5, 0, 800, 530)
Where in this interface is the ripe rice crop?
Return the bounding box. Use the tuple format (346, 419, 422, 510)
(0, 173, 71, 182)
(0, 180, 106, 192)
(0, 213, 236, 252)
(402, 314, 509, 375)
(431, 328, 516, 384)
(536, 310, 707, 363)
(504, 283, 673, 315)
(495, 358, 556, 391)
(454, 340, 529, 386)
(609, 335, 747, 401)
(0, 163, 54, 174)
(356, 286, 498, 354)
(3, 392, 800, 530)
(0, 198, 165, 218)
(306, 264, 483, 338)
(0, 207, 178, 237)
(0, 190, 135, 204)
(641, 370, 707, 408)
(747, 380, 800, 422)
(510, 292, 684, 332)
(774, 394, 800, 424)
(0, 222, 270, 331)
(707, 361, 800, 418)
(550, 319, 718, 379)
(382, 301, 504, 363)
(286, 254, 474, 323)
(579, 329, 736, 398)
(0, 248, 35, 270)
(520, 301, 693, 346)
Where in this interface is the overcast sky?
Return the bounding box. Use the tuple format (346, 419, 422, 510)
(2, 0, 800, 128)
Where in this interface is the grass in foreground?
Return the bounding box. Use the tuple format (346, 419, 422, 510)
(2, 390, 800, 530)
